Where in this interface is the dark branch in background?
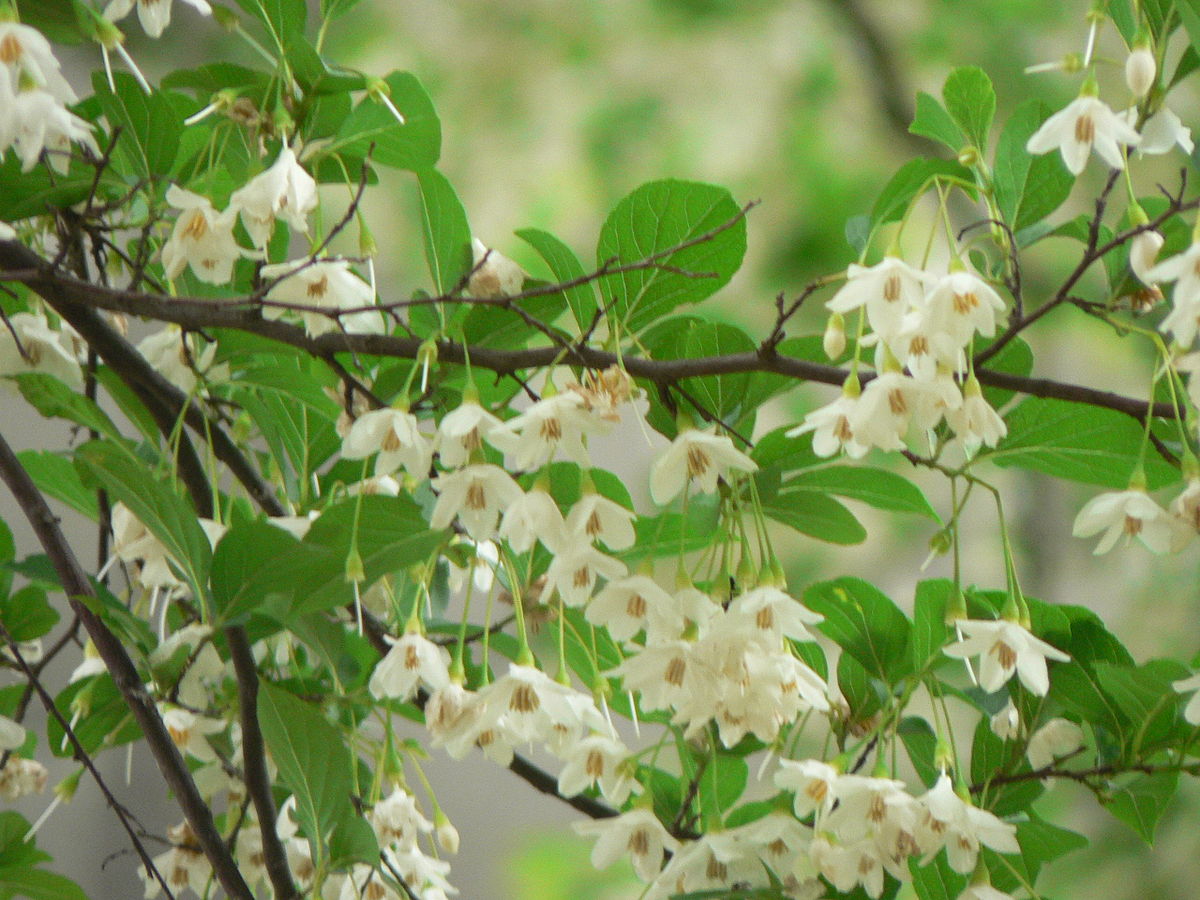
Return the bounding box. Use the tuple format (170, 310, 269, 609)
(819, 0, 930, 154)
(0, 624, 176, 899)
(0, 432, 254, 900)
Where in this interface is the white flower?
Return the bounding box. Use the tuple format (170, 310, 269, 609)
(943, 619, 1069, 696)
(161, 186, 243, 285)
(649, 426, 756, 505)
(923, 269, 1007, 348)
(1026, 717, 1084, 770)
(8, 88, 98, 174)
(585, 575, 679, 644)
(1026, 95, 1140, 175)
(1172, 672, 1200, 725)
(918, 773, 1019, 873)
(774, 758, 840, 820)
(0, 715, 25, 751)
(467, 238, 526, 298)
(141, 823, 212, 898)
(429, 464, 523, 540)
(371, 787, 433, 851)
(1072, 488, 1174, 554)
(474, 663, 605, 748)
(564, 492, 636, 550)
(369, 633, 451, 701)
(849, 371, 920, 452)
(826, 256, 931, 342)
(543, 544, 627, 607)
(788, 392, 869, 458)
(1128, 106, 1195, 156)
(341, 407, 432, 479)
(0, 312, 83, 388)
(1125, 47, 1156, 98)
(260, 260, 384, 337)
(1170, 478, 1200, 540)
(944, 377, 1006, 457)
(573, 808, 679, 883)
(990, 699, 1020, 740)
(725, 585, 823, 645)
(556, 733, 634, 805)
(609, 640, 710, 713)
(497, 486, 565, 553)
(435, 400, 515, 468)
(1130, 230, 1165, 284)
(105, 0, 213, 38)
(160, 705, 223, 762)
(137, 326, 224, 394)
(499, 391, 597, 470)
(229, 145, 318, 247)
(0, 23, 77, 102)
(0, 756, 45, 801)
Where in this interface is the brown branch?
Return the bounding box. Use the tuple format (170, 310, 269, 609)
(0, 431, 254, 900)
(971, 758, 1200, 793)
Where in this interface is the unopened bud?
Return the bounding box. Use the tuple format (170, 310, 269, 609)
(435, 813, 460, 854)
(944, 586, 968, 623)
(823, 313, 846, 360)
(55, 768, 82, 803)
(957, 145, 980, 168)
(212, 6, 240, 30)
(345, 547, 365, 584)
(1125, 45, 1156, 99)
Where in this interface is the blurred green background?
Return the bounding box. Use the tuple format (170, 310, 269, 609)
(59, 0, 1200, 896)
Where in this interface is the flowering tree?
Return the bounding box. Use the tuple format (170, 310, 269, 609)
(0, 0, 1198, 898)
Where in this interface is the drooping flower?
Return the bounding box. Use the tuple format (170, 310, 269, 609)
(922, 269, 1007, 348)
(649, 426, 756, 505)
(788, 391, 869, 458)
(7, 88, 98, 174)
(825, 256, 931, 343)
(369, 633, 451, 702)
(774, 757, 840, 821)
(1026, 717, 1084, 770)
(573, 808, 680, 883)
(1071, 488, 1175, 554)
(943, 619, 1069, 696)
(918, 773, 1019, 873)
(543, 543, 627, 607)
(585, 574, 679, 644)
(1127, 105, 1195, 156)
(497, 485, 566, 553)
(0, 23, 77, 102)
(161, 186, 243, 285)
(104, 0, 213, 39)
(1026, 94, 1140, 174)
(229, 144, 318, 248)
(556, 733, 634, 805)
(136, 326, 224, 394)
(1129, 229, 1165, 284)
(435, 399, 516, 468)
(340, 407, 432, 479)
(260, 260, 384, 337)
(429, 464, 523, 540)
(944, 376, 1007, 457)
(0, 312, 84, 388)
(563, 492, 636, 550)
(466, 238, 526, 298)
(990, 699, 1020, 740)
(498, 391, 596, 470)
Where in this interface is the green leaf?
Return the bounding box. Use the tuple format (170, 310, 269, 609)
(16, 374, 125, 444)
(516, 227, 597, 330)
(321, 0, 366, 17)
(909, 92, 963, 152)
(1012, 815, 1088, 875)
(596, 179, 746, 332)
(628, 500, 722, 561)
(910, 579, 953, 673)
(910, 853, 966, 900)
(0, 154, 111, 219)
(0, 867, 87, 900)
(258, 682, 369, 868)
(803, 577, 911, 683)
(1, 586, 59, 642)
(838, 652, 884, 721)
(91, 73, 183, 178)
(977, 336, 1033, 411)
(870, 158, 972, 230)
(417, 168, 473, 295)
(0, 522, 12, 598)
(1094, 659, 1191, 752)
(1105, 770, 1178, 844)
(942, 66, 995, 150)
(15, 450, 97, 520)
(74, 441, 212, 599)
(990, 397, 1178, 488)
(781, 465, 938, 520)
(329, 71, 440, 171)
(994, 99, 1074, 231)
(232, 0, 307, 45)
(210, 521, 303, 621)
(898, 717, 939, 787)
(761, 490, 865, 545)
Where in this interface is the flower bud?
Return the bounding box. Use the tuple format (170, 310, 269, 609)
(435, 813, 460, 855)
(822, 313, 846, 360)
(1125, 45, 1156, 99)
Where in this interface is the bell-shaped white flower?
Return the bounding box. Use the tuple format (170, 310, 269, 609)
(136, 325, 224, 394)
(260, 260, 384, 337)
(1172, 671, 1200, 724)
(104, 0, 213, 39)
(497, 486, 565, 553)
(774, 758, 840, 820)
(1072, 487, 1174, 554)
(229, 145, 318, 247)
(435, 399, 516, 468)
(8, 88, 98, 174)
(849, 371, 920, 452)
(725, 585, 824, 645)
(1026, 93, 1140, 174)
(162, 186, 244, 285)
(789, 389, 869, 458)
(1025, 717, 1084, 770)
(1125, 46, 1157, 98)
(585, 574, 679, 644)
(573, 807, 679, 883)
(0, 312, 83, 388)
(1124, 105, 1195, 156)
(943, 619, 1069, 696)
(918, 772, 1019, 873)
(1130, 230, 1165, 284)
(556, 733, 634, 805)
(543, 543, 627, 607)
(369, 633, 451, 702)
(825, 256, 931, 343)
(466, 238, 526, 298)
(649, 426, 756, 505)
(0, 23, 77, 102)
(990, 698, 1020, 740)
(563, 492, 636, 550)
(498, 391, 597, 470)
(341, 407, 432, 479)
(429, 464, 523, 540)
(944, 376, 1006, 457)
(923, 269, 1007, 348)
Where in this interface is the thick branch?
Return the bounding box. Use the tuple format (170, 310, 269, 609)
(0, 431, 254, 900)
